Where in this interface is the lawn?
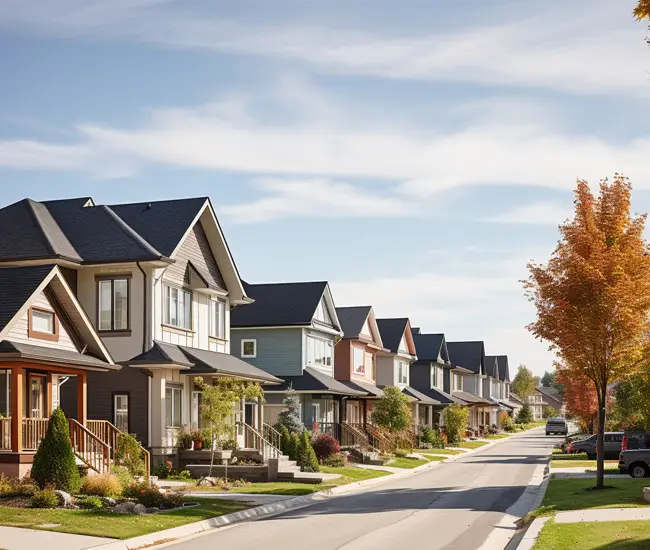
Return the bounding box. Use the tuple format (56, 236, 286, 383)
(418, 449, 465, 456)
(485, 434, 510, 440)
(459, 441, 490, 450)
(187, 466, 393, 496)
(534, 520, 650, 550)
(552, 460, 619, 469)
(534, 478, 649, 516)
(0, 498, 249, 540)
(386, 457, 430, 469)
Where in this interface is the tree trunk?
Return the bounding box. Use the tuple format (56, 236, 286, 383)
(596, 386, 607, 490)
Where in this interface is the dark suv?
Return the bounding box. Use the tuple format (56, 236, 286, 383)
(569, 432, 624, 460)
(546, 418, 568, 436)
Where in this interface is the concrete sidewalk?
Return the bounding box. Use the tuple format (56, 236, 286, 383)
(0, 525, 112, 550)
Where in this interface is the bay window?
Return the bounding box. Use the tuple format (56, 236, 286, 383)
(353, 347, 365, 374)
(163, 285, 192, 330)
(307, 337, 333, 367)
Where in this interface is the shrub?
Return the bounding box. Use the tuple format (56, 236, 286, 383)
(286, 432, 301, 462)
(31, 409, 80, 493)
(31, 487, 59, 508)
(152, 461, 173, 480)
(312, 433, 341, 462)
(0, 475, 38, 498)
(115, 433, 146, 477)
(500, 412, 514, 432)
(323, 453, 346, 468)
(444, 404, 470, 446)
(124, 481, 164, 508)
(420, 427, 445, 449)
(393, 448, 410, 458)
(163, 491, 185, 509)
(112, 466, 134, 490)
(78, 496, 103, 510)
(279, 424, 291, 455)
(297, 430, 320, 472)
(80, 473, 122, 497)
(516, 405, 534, 425)
(170, 470, 192, 481)
(488, 425, 499, 435)
(276, 388, 305, 434)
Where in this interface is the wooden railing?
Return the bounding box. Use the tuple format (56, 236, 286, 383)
(68, 419, 111, 475)
(22, 418, 49, 451)
(263, 423, 281, 451)
(362, 423, 393, 453)
(236, 421, 281, 462)
(0, 418, 10, 450)
(341, 422, 376, 454)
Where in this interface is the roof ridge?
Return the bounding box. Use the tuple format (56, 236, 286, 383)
(101, 205, 166, 259)
(24, 199, 55, 257)
(109, 196, 209, 208)
(26, 199, 83, 262)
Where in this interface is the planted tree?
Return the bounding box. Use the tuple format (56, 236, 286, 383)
(511, 366, 537, 399)
(31, 408, 80, 493)
(524, 176, 650, 489)
(276, 387, 304, 435)
(444, 404, 469, 446)
(543, 406, 558, 419)
(194, 376, 265, 478)
(297, 430, 319, 472)
(516, 405, 533, 425)
(370, 386, 412, 432)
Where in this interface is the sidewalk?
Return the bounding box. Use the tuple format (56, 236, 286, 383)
(0, 525, 112, 550)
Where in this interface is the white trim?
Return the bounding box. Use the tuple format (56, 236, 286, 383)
(232, 325, 311, 331)
(241, 339, 257, 359)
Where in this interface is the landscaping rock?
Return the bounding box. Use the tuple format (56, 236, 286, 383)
(197, 477, 217, 487)
(146, 507, 160, 514)
(113, 504, 130, 514)
(133, 504, 147, 515)
(123, 501, 137, 511)
(54, 490, 73, 508)
(102, 497, 117, 507)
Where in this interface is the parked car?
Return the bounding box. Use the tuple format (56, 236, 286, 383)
(546, 418, 568, 436)
(619, 449, 650, 478)
(568, 432, 624, 460)
(622, 431, 650, 451)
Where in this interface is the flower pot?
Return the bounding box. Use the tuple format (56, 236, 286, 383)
(193, 439, 203, 451)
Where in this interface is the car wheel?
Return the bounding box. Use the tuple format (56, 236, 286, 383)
(629, 463, 649, 479)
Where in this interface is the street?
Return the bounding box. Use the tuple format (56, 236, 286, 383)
(169, 430, 556, 550)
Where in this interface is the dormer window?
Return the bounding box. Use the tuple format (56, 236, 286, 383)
(28, 307, 58, 342)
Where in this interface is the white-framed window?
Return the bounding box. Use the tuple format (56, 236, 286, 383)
(241, 339, 257, 358)
(32, 309, 55, 334)
(353, 346, 365, 374)
(209, 299, 226, 339)
(397, 361, 408, 384)
(453, 373, 463, 391)
(431, 365, 443, 389)
(163, 285, 192, 330)
(113, 394, 129, 432)
(165, 386, 183, 428)
(97, 277, 130, 331)
(307, 336, 333, 367)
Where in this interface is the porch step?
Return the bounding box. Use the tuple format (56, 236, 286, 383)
(277, 471, 327, 484)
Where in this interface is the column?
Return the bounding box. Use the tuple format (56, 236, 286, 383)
(77, 371, 87, 425)
(150, 370, 167, 459)
(10, 366, 23, 453)
(46, 373, 53, 417)
(257, 398, 263, 431)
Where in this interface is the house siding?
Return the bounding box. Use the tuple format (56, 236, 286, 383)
(334, 339, 352, 381)
(409, 360, 431, 393)
(231, 328, 303, 377)
(375, 355, 396, 386)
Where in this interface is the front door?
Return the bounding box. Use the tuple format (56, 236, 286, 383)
(29, 375, 46, 418)
(245, 403, 255, 428)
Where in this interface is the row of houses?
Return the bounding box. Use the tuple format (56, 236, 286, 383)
(0, 195, 525, 477)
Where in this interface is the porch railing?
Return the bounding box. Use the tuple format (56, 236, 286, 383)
(341, 422, 378, 455)
(0, 418, 10, 450)
(314, 422, 340, 440)
(68, 419, 111, 475)
(236, 421, 281, 462)
(87, 420, 151, 479)
(263, 423, 281, 452)
(22, 418, 49, 451)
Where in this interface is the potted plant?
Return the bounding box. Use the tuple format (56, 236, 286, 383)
(191, 429, 204, 451)
(178, 426, 193, 450)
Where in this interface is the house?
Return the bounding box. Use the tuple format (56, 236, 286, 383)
(334, 306, 388, 427)
(408, 329, 466, 426)
(494, 355, 521, 416)
(375, 319, 439, 432)
(446, 341, 497, 429)
(230, 281, 365, 440)
(537, 386, 565, 416)
(0, 196, 282, 467)
(484, 355, 514, 426)
(0, 264, 118, 477)
(528, 388, 549, 420)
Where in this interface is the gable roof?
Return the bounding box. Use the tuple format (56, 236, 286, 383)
(231, 281, 337, 329)
(484, 355, 499, 378)
(337, 306, 372, 338)
(537, 386, 563, 403)
(376, 318, 415, 355)
(411, 332, 448, 363)
(447, 341, 486, 375)
(265, 367, 365, 395)
(496, 355, 510, 382)
(0, 264, 56, 333)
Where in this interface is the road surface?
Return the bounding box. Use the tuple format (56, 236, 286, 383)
(170, 429, 556, 550)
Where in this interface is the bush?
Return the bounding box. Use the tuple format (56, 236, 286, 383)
(152, 461, 173, 480)
(371, 386, 412, 431)
(80, 473, 122, 497)
(170, 470, 192, 481)
(420, 427, 445, 449)
(312, 433, 341, 462)
(488, 425, 499, 435)
(297, 430, 320, 472)
(31, 409, 80, 493)
(124, 481, 164, 508)
(286, 432, 301, 462)
(279, 424, 292, 456)
(500, 412, 514, 432)
(516, 405, 534, 425)
(323, 453, 346, 468)
(31, 487, 59, 508)
(115, 433, 146, 477)
(78, 496, 103, 510)
(0, 475, 38, 498)
(393, 448, 410, 458)
(276, 388, 305, 435)
(163, 490, 185, 509)
(444, 404, 470, 446)
(112, 466, 134, 490)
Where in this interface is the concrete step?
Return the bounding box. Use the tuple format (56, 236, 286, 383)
(277, 471, 325, 485)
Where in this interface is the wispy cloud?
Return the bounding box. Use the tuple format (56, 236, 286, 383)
(482, 202, 572, 225)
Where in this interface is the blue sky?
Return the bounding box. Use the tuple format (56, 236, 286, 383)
(1, 0, 649, 376)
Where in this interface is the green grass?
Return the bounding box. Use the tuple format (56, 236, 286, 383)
(0, 498, 249, 540)
(534, 520, 650, 550)
(386, 457, 430, 469)
(418, 448, 465, 456)
(553, 453, 590, 461)
(532, 478, 649, 518)
(459, 441, 490, 449)
(485, 434, 510, 440)
(552, 460, 619, 469)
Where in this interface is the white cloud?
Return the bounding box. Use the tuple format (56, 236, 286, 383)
(482, 202, 573, 225)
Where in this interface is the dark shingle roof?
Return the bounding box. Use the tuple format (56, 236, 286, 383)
(411, 333, 445, 362)
(428, 387, 465, 405)
(340, 379, 384, 397)
(109, 198, 207, 257)
(496, 355, 510, 382)
(452, 390, 491, 405)
(265, 367, 365, 395)
(0, 265, 54, 333)
(484, 355, 499, 378)
(376, 318, 410, 354)
(0, 340, 117, 370)
(231, 282, 329, 328)
(336, 306, 371, 339)
(402, 386, 441, 405)
(447, 341, 485, 374)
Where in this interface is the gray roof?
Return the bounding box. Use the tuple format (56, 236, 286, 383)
(266, 367, 365, 395)
(428, 387, 466, 405)
(0, 265, 54, 333)
(402, 386, 442, 405)
(484, 355, 499, 378)
(447, 341, 486, 375)
(231, 281, 333, 328)
(336, 306, 372, 339)
(376, 318, 411, 354)
(452, 391, 492, 405)
(411, 332, 447, 362)
(0, 341, 117, 370)
(126, 341, 282, 384)
(340, 379, 384, 397)
(496, 355, 510, 382)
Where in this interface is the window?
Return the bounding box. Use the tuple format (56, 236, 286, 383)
(431, 365, 443, 389)
(97, 277, 130, 332)
(365, 353, 374, 377)
(165, 386, 183, 428)
(209, 299, 226, 339)
(163, 285, 192, 330)
(453, 373, 463, 391)
(113, 394, 129, 432)
(307, 337, 333, 367)
(353, 347, 365, 374)
(241, 339, 257, 358)
(397, 361, 408, 384)
(29, 307, 58, 341)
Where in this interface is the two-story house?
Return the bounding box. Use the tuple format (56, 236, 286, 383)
(0, 197, 282, 467)
(230, 281, 365, 439)
(375, 318, 438, 431)
(447, 341, 495, 429)
(334, 306, 388, 426)
(537, 386, 565, 417)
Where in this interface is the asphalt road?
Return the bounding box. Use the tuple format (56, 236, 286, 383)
(170, 430, 557, 550)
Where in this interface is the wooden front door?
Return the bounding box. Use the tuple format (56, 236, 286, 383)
(29, 374, 46, 418)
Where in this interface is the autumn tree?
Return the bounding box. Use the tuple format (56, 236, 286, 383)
(635, 1, 650, 20)
(511, 365, 537, 399)
(524, 176, 650, 489)
(556, 366, 598, 433)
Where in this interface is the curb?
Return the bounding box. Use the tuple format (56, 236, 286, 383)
(87, 429, 539, 550)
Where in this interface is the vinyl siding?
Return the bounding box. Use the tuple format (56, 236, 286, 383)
(409, 360, 431, 394)
(375, 355, 396, 386)
(231, 328, 303, 377)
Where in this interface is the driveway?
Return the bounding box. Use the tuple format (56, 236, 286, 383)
(168, 429, 556, 550)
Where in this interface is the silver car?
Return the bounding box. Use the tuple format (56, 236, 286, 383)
(619, 449, 650, 478)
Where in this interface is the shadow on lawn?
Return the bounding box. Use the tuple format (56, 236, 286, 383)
(595, 541, 650, 550)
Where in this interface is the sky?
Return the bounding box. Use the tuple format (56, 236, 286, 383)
(1, 0, 649, 377)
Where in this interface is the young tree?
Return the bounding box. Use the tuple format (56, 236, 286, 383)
(297, 430, 320, 472)
(543, 406, 558, 419)
(276, 387, 305, 435)
(370, 386, 412, 432)
(443, 404, 469, 446)
(511, 366, 537, 399)
(516, 404, 533, 425)
(194, 376, 265, 478)
(541, 371, 555, 388)
(524, 176, 650, 489)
